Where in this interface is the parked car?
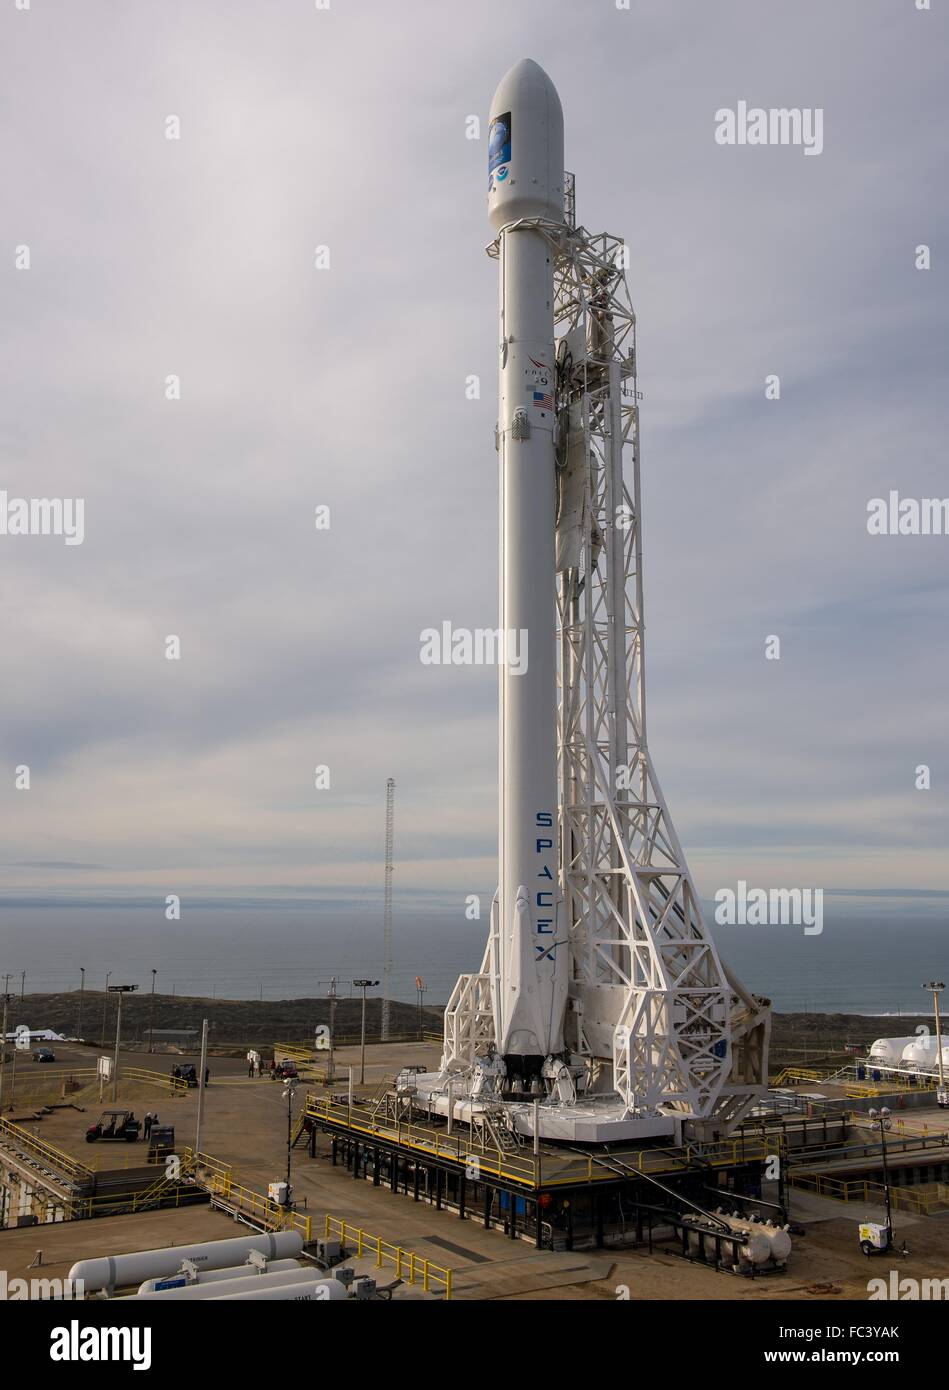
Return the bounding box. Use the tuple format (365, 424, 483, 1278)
(32, 1047, 56, 1063)
(171, 1063, 198, 1087)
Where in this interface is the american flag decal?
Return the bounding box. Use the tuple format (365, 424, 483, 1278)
(532, 390, 553, 411)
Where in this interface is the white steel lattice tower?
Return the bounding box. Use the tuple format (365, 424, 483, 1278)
(381, 778, 395, 1041)
(429, 60, 769, 1143)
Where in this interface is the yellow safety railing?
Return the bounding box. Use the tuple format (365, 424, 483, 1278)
(769, 1067, 830, 1086)
(7, 1065, 188, 1107)
(182, 1148, 312, 1242)
(319, 1031, 442, 1048)
(324, 1215, 451, 1299)
(306, 1093, 537, 1184)
(842, 1077, 938, 1098)
(303, 1094, 767, 1188)
(789, 1170, 949, 1215)
(272, 1042, 317, 1063)
(122, 1067, 190, 1094)
(855, 1111, 949, 1141)
(0, 1115, 93, 1184)
(26, 1176, 204, 1223)
(7, 1066, 98, 1084)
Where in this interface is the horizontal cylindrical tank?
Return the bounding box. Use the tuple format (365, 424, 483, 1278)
(716, 1211, 791, 1263)
(69, 1231, 304, 1291)
(681, 1215, 770, 1267)
(125, 1266, 321, 1301)
(866, 1037, 918, 1066)
(137, 1258, 302, 1294)
(212, 1277, 348, 1302)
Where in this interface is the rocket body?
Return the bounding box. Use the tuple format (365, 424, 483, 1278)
(489, 60, 567, 1066)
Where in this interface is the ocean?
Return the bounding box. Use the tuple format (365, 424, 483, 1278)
(1, 891, 947, 1017)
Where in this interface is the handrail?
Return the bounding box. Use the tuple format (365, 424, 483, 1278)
(770, 1067, 828, 1086)
(28, 1178, 206, 1223)
(789, 1170, 949, 1215)
(303, 1094, 768, 1188)
(183, 1148, 311, 1241)
(122, 1066, 190, 1094)
(325, 1215, 452, 1299)
(0, 1115, 93, 1184)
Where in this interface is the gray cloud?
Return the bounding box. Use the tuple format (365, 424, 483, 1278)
(0, 0, 946, 912)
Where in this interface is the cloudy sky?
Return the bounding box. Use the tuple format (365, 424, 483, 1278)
(1, 0, 946, 926)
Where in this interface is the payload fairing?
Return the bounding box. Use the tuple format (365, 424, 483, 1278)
(415, 60, 770, 1144)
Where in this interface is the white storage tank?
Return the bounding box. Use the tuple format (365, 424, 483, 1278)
(69, 1231, 304, 1292)
(716, 1211, 791, 1264)
(681, 1215, 771, 1268)
(866, 1037, 917, 1067)
(900, 1037, 947, 1070)
(126, 1266, 321, 1301)
(137, 1258, 302, 1294)
(212, 1277, 348, 1302)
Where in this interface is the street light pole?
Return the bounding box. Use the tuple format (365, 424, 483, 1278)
(109, 985, 137, 1103)
(923, 981, 946, 1106)
(284, 1077, 298, 1197)
(148, 969, 157, 1054)
(354, 979, 379, 1086)
(869, 1106, 894, 1242)
(77, 967, 85, 1042)
(100, 972, 112, 1047)
(416, 976, 426, 1041)
(0, 994, 8, 1111)
(194, 1017, 209, 1155)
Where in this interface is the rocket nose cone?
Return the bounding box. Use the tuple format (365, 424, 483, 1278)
(488, 58, 564, 229)
(491, 57, 562, 118)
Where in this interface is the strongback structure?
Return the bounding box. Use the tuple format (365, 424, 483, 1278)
(417, 59, 770, 1145)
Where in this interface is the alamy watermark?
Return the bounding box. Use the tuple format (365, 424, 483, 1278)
(50, 1321, 151, 1370)
(715, 102, 823, 157)
(0, 492, 84, 545)
(714, 881, 823, 935)
(869, 1271, 949, 1300)
(867, 491, 949, 536)
(420, 622, 528, 675)
(1, 1270, 84, 1300)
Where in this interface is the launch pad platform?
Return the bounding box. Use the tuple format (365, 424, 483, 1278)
(300, 1091, 771, 1253)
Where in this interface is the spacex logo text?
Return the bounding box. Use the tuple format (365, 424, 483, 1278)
(50, 1321, 151, 1370)
(535, 811, 556, 959)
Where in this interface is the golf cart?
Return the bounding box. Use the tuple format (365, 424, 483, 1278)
(85, 1110, 141, 1143)
(272, 1059, 299, 1080)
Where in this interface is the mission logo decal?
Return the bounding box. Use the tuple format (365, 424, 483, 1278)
(488, 109, 511, 192)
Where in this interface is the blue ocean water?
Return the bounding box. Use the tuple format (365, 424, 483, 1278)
(0, 893, 946, 1015)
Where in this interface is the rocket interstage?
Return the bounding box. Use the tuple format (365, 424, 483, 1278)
(491, 60, 567, 1069)
(416, 60, 770, 1144)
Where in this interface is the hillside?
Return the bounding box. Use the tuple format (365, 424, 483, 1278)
(5, 990, 442, 1047)
(5, 994, 937, 1068)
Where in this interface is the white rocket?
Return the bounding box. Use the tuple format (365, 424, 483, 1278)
(488, 60, 568, 1072)
(428, 58, 770, 1142)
